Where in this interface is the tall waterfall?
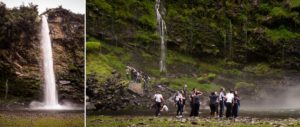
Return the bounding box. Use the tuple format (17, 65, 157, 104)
(30, 15, 77, 110)
(40, 15, 59, 108)
(155, 0, 167, 73)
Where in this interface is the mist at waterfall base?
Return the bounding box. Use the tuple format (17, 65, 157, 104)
(239, 74, 300, 112)
(29, 15, 79, 110)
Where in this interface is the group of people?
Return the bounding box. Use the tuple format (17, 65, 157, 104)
(153, 87, 240, 119)
(125, 66, 150, 88)
(209, 88, 240, 118)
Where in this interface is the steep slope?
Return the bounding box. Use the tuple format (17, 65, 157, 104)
(87, 0, 300, 111)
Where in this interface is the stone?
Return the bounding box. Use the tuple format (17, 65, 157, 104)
(59, 80, 71, 85)
(191, 121, 198, 125)
(128, 83, 144, 96)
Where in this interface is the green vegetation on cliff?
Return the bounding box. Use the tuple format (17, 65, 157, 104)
(0, 2, 40, 101)
(87, 0, 300, 72)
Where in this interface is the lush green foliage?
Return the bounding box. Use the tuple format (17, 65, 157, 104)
(291, 0, 300, 8)
(265, 27, 299, 42)
(169, 77, 220, 92)
(87, 0, 300, 70)
(0, 2, 38, 48)
(86, 41, 101, 53)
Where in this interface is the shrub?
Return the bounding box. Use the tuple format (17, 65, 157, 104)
(197, 73, 217, 83)
(86, 41, 101, 53)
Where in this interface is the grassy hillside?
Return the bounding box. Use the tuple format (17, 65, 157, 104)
(86, 0, 300, 107)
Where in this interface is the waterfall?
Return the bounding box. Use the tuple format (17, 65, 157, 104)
(155, 0, 167, 73)
(40, 15, 60, 108)
(229, 20, 233, 59)
(29, 15, 78, 110)
(223, 29, 226, 59)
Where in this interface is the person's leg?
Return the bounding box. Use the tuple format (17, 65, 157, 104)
(216, 103, 219, 116)
(190, 102, 194, 116)
(215, 103, 218, 117)
(158, 102, 161, 116)
(209, 104, 213, 116)
(182, 103, 185, 115)
(192, 103, 197, 116)
(155, 102, 159, 116)
(236, 105, 239, 118)
(176, 102, 180, 116)
(193, 104, 199, 116)
(225, 103, 230, 118)
(219, 101, 224, 118)
(155, 102, 161, 116)
(229, 103, 233, 118)
(180, 103, 183, 115)
(196, 103, 200, 116)
(232, 104, 238, 118)
(211, 104, 216, 117)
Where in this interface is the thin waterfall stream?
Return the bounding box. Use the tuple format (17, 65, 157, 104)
(155, 0, 167, 73)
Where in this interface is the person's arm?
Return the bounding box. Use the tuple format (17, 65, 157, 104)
(161, 96, 164, 103)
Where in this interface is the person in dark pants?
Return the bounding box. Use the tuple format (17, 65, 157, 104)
(209, 92, 218, 117)
(189, 88, 196, 116)
(153, 93, 164, 116)
(192, 91, 203, 116)
(219, 87, 226, 118)
(232, 90, 240, 118)
(225, 90, 234, 118)
(175, 91, 185, 117)
(180, 90, 186, 113)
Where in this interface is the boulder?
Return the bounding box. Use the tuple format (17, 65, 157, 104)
(128, 82, 144, 96)
(59, 80, 71, 85)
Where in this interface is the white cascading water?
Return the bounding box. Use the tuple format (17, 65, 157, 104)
(30, 15, 65, 110)
(41, 15, 59, 108)
(155, 0, 167, 73)
(30, 15, 80, 110)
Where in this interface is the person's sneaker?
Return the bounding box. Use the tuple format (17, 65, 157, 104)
(179, 115, 183, 118)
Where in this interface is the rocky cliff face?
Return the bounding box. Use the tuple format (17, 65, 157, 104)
(0, 4, 84, 106)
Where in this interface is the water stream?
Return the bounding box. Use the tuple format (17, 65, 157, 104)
(41, 15, 59, 108)
(30, 15, 73, 110)
(155, 0, 167, 73)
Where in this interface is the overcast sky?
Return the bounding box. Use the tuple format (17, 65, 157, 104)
(1, 0, 85, 14)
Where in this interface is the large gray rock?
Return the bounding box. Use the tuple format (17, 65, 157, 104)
(128, 82, 144, 96)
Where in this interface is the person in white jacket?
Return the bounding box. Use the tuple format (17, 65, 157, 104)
(153, 93, 164, 116)
(225, 90, 234, 118)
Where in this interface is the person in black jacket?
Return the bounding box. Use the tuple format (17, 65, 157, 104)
(192, 91, 203, 116)
(232, 90, 240, 118)
(209, 92, 219, 117)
